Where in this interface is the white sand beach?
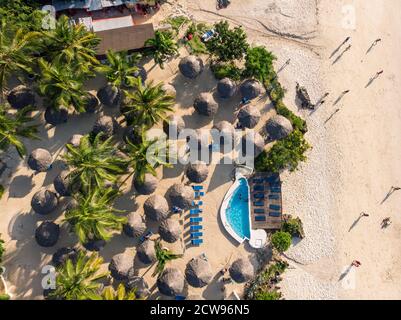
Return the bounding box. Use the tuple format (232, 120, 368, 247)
(0, 0, 401, 300)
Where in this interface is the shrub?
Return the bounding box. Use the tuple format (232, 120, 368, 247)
(211, 62, 243, 81)
(165, 16, 190, 33)
(0, 185, 4, 200)
(205, 21, 249, 62)
(0, 235, 5, 264)
(271, 231, 292, 253)
(243, 46, 276, 83)
(275, 100, 308, 133)
(255, 130, 311, 173)
(282, 216, 305, 238)
(255, 290, 282, 300)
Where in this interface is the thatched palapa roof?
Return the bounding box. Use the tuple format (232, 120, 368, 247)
(167, 183, 195, 210)
(143, 194, 169, 222)
(157, 267, 185, 297)
(185, 255, 213, 288)
(159, 218, 181, 243)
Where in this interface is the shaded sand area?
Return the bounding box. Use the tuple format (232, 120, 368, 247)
(1, 0, 401, 300)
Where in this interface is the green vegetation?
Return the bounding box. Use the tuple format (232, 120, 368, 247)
(254, 290, 282, 300)
(0, 0, 44, 31)
(89, 283, 138, 300)
(255, 130, 311, 173)
(164, 16, 190, 33)
(65, 187, 127, 244)
(282, 216, 305, 239)
(275, 100, 307, 133)
(99, 50, 141, 88)
(122, 80, 175, 128)
(63, 134, 128, 190)
(243, 46, 277, 83)
(0, 234, 5, 264)
(185, 22, 209, 54)
(144, 30, 178, 69)
(153, 240, 183, 277)
(0, 105, 39, 157)
(271, 231, 292, 253)
(48, 252, 108, 300)
(0, 185, 4, 200)
(205, 21, 249, 62)
(210, 62, 243, 81)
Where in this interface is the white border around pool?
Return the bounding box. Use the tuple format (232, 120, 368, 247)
(220, 174, 267, 248)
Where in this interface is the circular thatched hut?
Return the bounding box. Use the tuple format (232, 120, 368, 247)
(167, 183, 195, 210)
(83, 92, 99, 113)
(213, 120, 235, 145)
(240, 79, 264, 100)
(133, 174, 158, 195)
(229, 258, 255, 283)
(52, 247, 79, 267)
(241, 131, 265, 157)
(186, 129, 210, 151)
(44, 106, 68, 125)
(109, 252, 134, 281)
(31, 189, 58, 215)
(136, 240, 156, 265)
(28, 148, 52, 172)
(185, 162, 209, 183)
(265, 115, 294, 140)
(35, 221, 60, 247)
(143, 194, 169, 222)
(97, 84, 122, 107)
(185, 256, 213, 288)
(161, 84, 177, 98)
(68, 134, 83, 147)
(163, 115, 185, 137)
(159, 218, 181, 243)
(179, 55, 204, 79)
(194, 92, 219, 116)
(123, 212, 146, 238)
(217, 78, 236, 99)
(54, 170, 76, 197)
(157, 267, 185, 297)
(7, 85, 35, 109)
(92, 115, 116, 138)
(237, 105, 261, 129)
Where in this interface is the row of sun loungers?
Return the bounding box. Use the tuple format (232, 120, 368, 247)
(190, 186, 205, 246)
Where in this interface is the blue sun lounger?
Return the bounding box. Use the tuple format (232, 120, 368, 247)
(254, 193, 265, 199)
(192, 185, 204, 191)
(190, 217, 203, 223)
(190, 208, 203, 214)
(269, 211, 281, 217)
(190, 225, 203, 231)
(192, 239, 203, 246)
(192, 200, 203, 206)
(255, 216, 266, 222)
(269, 194, 280, 200)
(254, 209, 265, 214)
(265, 176, 280, 184)
(190, 232, 203, 238)
(195, 191, 205, 198)
(269, 204, 281, 211)
(254, 185, 264, 191)
(253, 178, 263, 184)
(254, 201, 264, 207)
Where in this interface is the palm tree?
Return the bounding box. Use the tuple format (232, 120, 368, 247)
(43, 15, 100, 75)
(122, 133, 171, 186)
(153, 240, 183, 277)
(47, 252, 108, 300)
(37, 58, 88, 113)
(63, 133, 128, 190)
(0, 104, 39, 157)
(64, 187, 127, 244)
(121, 80, 174, 128)
(98, 50, 141, 88)
(0, 20, 40, 92)
(88, 284, 139, 300)
(144, 31, 178, 69)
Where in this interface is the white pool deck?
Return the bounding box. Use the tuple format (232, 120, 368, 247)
(220, 174, 267, 249)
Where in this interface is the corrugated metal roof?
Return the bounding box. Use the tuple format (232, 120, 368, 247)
(53, 0, 140, 12)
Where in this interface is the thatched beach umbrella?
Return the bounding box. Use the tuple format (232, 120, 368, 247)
(143, 194, 169, 222)
(157, 267, 185, 297)
(185, 162, 209, 183)
(35, 221, 60, 247)
(83, 92, 99, 113)
(68, 134, 83, 147)
(265, 115, 294, 140)
(123, 125, 143, 144)
(97, 84, 122, 107)
(52, 247, 79, 267)
(179, 55, 204, 79)
(163, 115, 185, 137)
(7, 85, 35, 109)
(213, 120, 235, 145)
(92, 115, 116, 138)
(238, 105, 261, 129)
(123, 212, 146, 238)
(54, 170, 76, 197)
(133, 174, 158, 195)
(161, 84, 177, 98)
(217, 78, 236, 99)
(44, 106, 68, 125)
(167, 183, 195, 210)
(83, 238, 106, 252)
(194, 92, 219, 117)
(31, 189, 58, 215)
(185, 256, 213, 288)
(159, 218, 181, 243)
(136, 240, 156, 265)
(109, 252, 134, 281)
(229, 258, 255, 283)
(186, 129, 210, 150)
(126, 269, 150, 298)
(28, 148, 52, 172)
(240, 79, 264, 100)
(241, 131, 265, 157)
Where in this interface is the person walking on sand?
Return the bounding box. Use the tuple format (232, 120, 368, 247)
(352, 260, 361, 267)
(343, 36, 351, 45)
(373, 38, 382, 46)
(382, 217, 392, 228)
(342, 90, 350, 95)
(391, 186, 401, 192)
(323, 92, 330, 98)
(377, 70, 384, 76)
(344, 44, 352, 52)
(360, 212, 369, 217)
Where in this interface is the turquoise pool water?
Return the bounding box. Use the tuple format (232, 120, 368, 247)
(226, 178, 251, 240)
